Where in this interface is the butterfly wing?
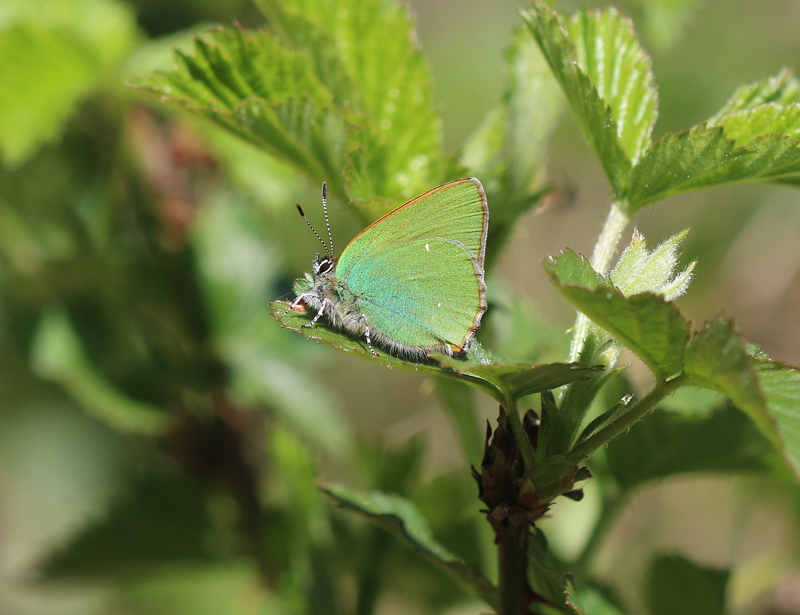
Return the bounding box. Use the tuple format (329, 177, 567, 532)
(338, 178, 488, 273)
(340, 238, 486, 353)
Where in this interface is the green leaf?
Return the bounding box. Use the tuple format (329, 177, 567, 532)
(522, 4, 658, 196)
(254, 0, 443, 207)
(542, 248, 609, 290)
(647, 555, 729, 615)
(605, 404, 773, 491)
(545, 250, 690, 381)
(611, 229, 695, 300)
(564, 8, 658, 165)
(31, 309, 168, 435)
(137, 25, 347, 191)
(138, 0, 445, 215)
(628, 120, 800, 211)
(461, 26, 563, 260)
(713, 103, 800, 144)
(683, 316, 776, 444)
(0, 0, 138, 166)
(756, 365, 800, 477)
(710, 68, 800, 119)
(439, 359, 602, 407)
(271, 299, 598, 404)
(318, 482, 498, 610)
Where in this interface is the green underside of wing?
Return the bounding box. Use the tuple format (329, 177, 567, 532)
(340, 178, 488, 270)
(341, 238, 485, 348)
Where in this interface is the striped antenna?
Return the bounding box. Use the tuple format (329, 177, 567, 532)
(321, 182, 334, 258)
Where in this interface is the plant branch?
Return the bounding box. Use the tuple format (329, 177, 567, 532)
(571, 377, 684, 457)
(568, 200, 629, 363)
(498, 532, 528, 615)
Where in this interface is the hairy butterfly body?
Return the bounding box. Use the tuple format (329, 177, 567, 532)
(287, 178, 489, 361)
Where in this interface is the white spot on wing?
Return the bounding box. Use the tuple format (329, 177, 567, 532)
(425, 243, 430, 251)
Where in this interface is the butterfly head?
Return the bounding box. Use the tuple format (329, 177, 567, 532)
(296, 182, 336, 275)
(312, 253, 335, 277)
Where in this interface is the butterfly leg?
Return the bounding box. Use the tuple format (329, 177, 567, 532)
(283, 293, 307, 316)
(362, 315, 379, 357)
(302, 297, 329, 328)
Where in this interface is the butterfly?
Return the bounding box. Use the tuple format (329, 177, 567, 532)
(286, 178, 489, 361)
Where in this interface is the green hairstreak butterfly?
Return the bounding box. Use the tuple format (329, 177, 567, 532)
(286, 178, 488, 361)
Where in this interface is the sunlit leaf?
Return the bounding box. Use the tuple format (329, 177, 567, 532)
(254, 0, 443, 207)
(611, 229, 695, 300)
(522, 3, 658, 196)
(710, 68, 800, 119)
(137, 25, 346, 190)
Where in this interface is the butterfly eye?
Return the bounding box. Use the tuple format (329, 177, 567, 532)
(318, 257, 333, 274)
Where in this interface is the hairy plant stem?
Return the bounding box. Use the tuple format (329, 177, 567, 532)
(568, 200, 630, 363)
(571, 377, 684, 457)
(498, 532, 528, 615)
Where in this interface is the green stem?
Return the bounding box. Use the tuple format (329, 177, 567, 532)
(498, 531, 528, 615)
(571, 377, 683, 457)
(568, 200, 630, 363)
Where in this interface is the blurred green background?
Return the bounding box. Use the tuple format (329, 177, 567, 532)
(1, 0, 800, 614)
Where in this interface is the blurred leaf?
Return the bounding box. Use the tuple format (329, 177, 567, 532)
(544, 250, 690, 381)
(45, 475, 217, 577)
(114, 561, 273, 615)
(628, 125, 800, 211)
(522, 3, 658, 196)
(226, 339, 352, 461)
(255, 0, 443, 208)
(193, 196, 353, 460)
(647, 555, 728, 615)
(605, 404, 773, 491)
(0, 0, 138, 166)
(683, 317, 776, 443)
(31, 309, 168, 435)
(318, 481, 498, 610)
(756, 364, 800, 477)
(272, 299, 597, 404)
(611, 229, 695, 300)
(487, 291, 569, 365)
(574, 587, 627, 615)
(436, 378, 484, 465)
(629, 0, 700, 51)
(461, 26, 563, 260)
